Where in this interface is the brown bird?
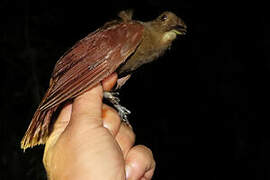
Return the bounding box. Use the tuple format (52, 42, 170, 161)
(21, 10, 187, 150)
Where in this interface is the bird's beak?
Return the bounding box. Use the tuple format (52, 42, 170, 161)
(172, 21, 187, 35)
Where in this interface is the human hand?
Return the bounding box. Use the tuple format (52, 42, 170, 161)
(43, 73, 155, 180)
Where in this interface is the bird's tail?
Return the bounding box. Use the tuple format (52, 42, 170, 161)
(21, 84, 58, 151)
(20, 106, 57, 151)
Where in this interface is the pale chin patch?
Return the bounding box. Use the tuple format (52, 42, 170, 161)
(162, 31, 177, 43)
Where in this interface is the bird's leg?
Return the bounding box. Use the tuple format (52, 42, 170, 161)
(103, 91, 131, 125)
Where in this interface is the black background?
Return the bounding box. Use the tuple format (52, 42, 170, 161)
(1, 0, 270, 179)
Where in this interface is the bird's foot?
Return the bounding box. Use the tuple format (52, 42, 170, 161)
(103, 91, 131, 126)
(104, 91, 120, 103)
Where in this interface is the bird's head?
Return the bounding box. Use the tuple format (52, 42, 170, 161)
(151, 11, 187, 43)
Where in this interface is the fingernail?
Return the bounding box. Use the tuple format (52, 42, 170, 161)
(125, 165, 131, 179)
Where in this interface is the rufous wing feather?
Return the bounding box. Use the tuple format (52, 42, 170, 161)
(21, 21, 144, 150)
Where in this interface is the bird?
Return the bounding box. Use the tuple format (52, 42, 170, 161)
(21, 10, 187, 150)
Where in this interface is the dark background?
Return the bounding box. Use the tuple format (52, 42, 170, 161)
(1, 0, 270, 179)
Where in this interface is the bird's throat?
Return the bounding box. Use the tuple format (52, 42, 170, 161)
(162, 31, 177, 43)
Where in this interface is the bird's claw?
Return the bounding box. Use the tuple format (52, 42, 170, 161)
(104, 91, 120, 103)
(103, 91, 131, 126)
(115, 104, 131, 123)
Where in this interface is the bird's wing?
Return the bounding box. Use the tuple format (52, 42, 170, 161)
(39, 22, 144, 111)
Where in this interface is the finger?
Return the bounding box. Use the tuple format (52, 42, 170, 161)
(45, 103, 72, 145)
(53, 102, 72, 130)
(125, 145, 156, 180)
(69, 84, 103, 129)
(116, 123, 135, 158)
(102, 104, 121, 137)
(102, 73, 118, 91)
(44, 103, 73, 160)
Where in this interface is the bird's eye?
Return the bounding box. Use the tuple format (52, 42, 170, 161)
(160, 15, 168, 21)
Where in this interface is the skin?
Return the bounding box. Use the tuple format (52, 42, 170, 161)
(43, 73, 155, 180)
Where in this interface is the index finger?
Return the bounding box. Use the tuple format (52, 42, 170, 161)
(68, 73, 118, 129)
(69, 84, 104, 129)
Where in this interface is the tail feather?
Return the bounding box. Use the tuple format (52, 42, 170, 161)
(21, 80, 59, 151)
(20, 106, 57, 151)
